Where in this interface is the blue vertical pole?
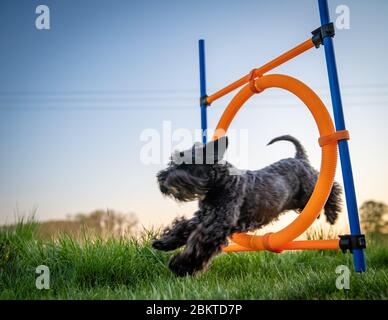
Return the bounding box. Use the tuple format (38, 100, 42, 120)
(199, 39, 208, 144)
(318, 0, 366, 272)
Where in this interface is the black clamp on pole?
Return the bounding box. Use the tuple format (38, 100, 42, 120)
(311, 22, 335, 48)
(200, 95, 211, 107)
(339, 234, 367, 253)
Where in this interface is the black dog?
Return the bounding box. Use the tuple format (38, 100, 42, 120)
(153, 135, 341, 276)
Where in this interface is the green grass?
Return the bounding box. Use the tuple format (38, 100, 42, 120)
(1, 221, 388, 299)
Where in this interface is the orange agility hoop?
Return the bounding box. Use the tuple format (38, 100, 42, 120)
(197, 7, 367, 271)
(212, 74, 340, 252)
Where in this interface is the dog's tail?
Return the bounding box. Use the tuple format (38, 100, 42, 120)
(267, 135, 308, 160)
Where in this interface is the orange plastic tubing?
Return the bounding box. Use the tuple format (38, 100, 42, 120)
(206, 39, 314, 105)
(223, 240, 340, 252)
(214, 74, 338, 252)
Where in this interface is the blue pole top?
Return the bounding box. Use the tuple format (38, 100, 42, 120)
(318, 0, 330, 24)
(198, 39, 208, 144)
(198, 39, 207, 98)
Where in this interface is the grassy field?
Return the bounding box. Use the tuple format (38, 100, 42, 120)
(1, 221, 387, 300)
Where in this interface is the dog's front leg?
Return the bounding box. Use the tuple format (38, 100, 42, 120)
(168, 206, 239, 276)
(152, 215, 200, 251)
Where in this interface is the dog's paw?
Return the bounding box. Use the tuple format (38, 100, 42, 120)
(168, 254, 197, 277)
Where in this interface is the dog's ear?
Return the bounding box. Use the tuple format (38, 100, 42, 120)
(191, 136, 228, 164)
(205, 136, 228, 163)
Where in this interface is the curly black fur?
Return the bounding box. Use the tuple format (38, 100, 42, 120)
(153, 135, 342, 276)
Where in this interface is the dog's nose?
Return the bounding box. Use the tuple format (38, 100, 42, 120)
(159, 182, 169, 194)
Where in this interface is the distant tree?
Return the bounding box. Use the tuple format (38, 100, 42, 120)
(37, 209, 138, 239)
(360, 200, 388, 234)
(74, 209, 138, 237)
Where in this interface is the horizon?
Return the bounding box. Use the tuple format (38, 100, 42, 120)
(1, 0, 387, 233)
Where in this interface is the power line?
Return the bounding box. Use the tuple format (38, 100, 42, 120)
(0, 82, 387, 111)
(0, 101, 386, 111)
(0, 83, 387, 96)
(0, 92, 387, 104)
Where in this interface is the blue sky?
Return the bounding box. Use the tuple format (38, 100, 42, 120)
(0, 0, 387, 231)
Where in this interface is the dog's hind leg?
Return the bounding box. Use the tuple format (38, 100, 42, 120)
(152, 215, 200, 251)
(294, 167, 342, 225)
(324, 181, 342, 224)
